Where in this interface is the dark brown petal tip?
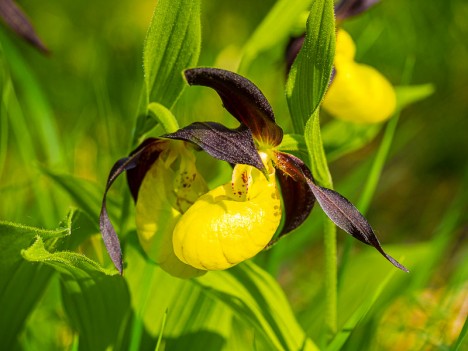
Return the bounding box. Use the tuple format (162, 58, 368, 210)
(0, 0, 49, 53)
(273, 152, 315, 236)
(184, 67, 283, 146)
(335, 0, 380, 21)
(164, 122, 265, 173)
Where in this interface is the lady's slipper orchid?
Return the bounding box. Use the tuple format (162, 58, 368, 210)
(100, 68, 408, 278)
(321, 29, 397, 123)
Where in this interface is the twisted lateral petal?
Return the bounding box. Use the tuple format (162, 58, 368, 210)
(173, 162, 281, 270)
(273, 151, 408, 272)
(184, 68, 283, 146)
(135, 144, 207, 278)
(273, 151, 316, 237)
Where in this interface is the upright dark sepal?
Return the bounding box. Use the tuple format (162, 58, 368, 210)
(184, 68, 283, 146)
(335, 0, 380, 21)
(0, 0, 48, 53)
(164, 122, 266, 173)
(273, 152, 315, 236)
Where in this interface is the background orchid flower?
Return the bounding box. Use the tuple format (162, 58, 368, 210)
(321, 28, 397, 123)
(100, 67, 407, 278)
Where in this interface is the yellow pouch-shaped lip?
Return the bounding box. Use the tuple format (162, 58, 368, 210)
(173, 161, 281, 271)
(322, 29, 396, 124)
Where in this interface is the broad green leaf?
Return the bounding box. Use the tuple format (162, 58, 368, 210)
(143, 0, 201, 109)
(124, 241, 233, 350)
(148, 102, 179, 134)
(285, 0, 335, 134)
(0, 213, 72, 349)
(238, 0, 312, 73)
(305, 109, 332, 187)
(22, 236, 131, 351)
(196, 261, 319, 351)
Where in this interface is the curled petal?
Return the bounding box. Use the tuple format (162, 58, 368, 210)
(273, 151, 408, 272)
(335, 0, 380, 21)
(273, 151, 315, 236)
(164, 122, 266, 173)
(0, 0, 48, 53)
(184, 67, 283, 146)
(173, 163, 282, 270)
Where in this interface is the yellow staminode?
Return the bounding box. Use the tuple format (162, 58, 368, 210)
(173, 153, 281, 270)
(322, 29, 396, 123)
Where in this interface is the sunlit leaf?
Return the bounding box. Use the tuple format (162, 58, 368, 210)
(0, 213, 71, 349)
(22, 236, 131, 351)
(196, 262, 319, 351)
(147, 102, 179, 134)
(143, 0, 201, 109)
(286, 0, 336, 133)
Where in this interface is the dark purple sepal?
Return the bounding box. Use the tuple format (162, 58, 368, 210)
(0, 0, 48, 53)
(335, 0, 380, 21)
(184, 68, 283, 147)
(285, 35, 305, 74)
(164, 122, 266, 173)
(273, 152, 315, 236)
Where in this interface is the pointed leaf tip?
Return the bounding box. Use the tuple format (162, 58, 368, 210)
(307, 182, 408, 272)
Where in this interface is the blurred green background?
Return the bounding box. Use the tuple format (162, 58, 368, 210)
(0, 0, 467, 349)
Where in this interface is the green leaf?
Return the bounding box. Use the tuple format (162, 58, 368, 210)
(143, 0, 201, 109)
(322, 121, 382, 162)
(395, 84, 435, 111)
(196, 262, 319, 351)
(305, 110, 332, 187)
(285, 0, 336, 134)
(147, 102, 179, 134)
(22, 236, 131, 351)
(0, 214, 72, 349)
(238, 0, 312, 73)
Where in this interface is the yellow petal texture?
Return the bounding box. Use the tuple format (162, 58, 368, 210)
(322, 29, 396, 124)
(135, 142, 208, 278)
(173, 155, 281, 270)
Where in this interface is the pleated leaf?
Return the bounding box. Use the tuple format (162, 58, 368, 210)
(0, 213, 72, 349)
(286, 0, 336, 133)
(143, 0, 201, 109)
(22, 236, 131, 351)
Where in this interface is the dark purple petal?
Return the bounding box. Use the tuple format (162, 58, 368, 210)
(126, 138, 169, 202)
(273, 152, 315, 236)
(274, 151, 408, 272)
(335, 0, 380, 21)
(0, 0, 48, 53)
(164, 122, 265, 173)
(285, 35, 305, 74)
(100, 139, 166, 274)
(184, 67, 283, 146)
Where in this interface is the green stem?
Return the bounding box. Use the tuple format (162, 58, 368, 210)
(323, 214, 337, 341)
